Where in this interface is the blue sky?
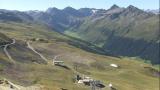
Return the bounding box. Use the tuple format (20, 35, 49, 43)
(0, 0, 159, 11)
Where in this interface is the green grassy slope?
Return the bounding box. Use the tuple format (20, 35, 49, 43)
(0, 32, 11, 45)
(19, 40, 160, 90)
(0, 21, 159, 90)
(0, 22, 67, 40)
(1, 39, 159, 90)
(0, 22, 107, 55)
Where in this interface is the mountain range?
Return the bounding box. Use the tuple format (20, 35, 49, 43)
(0, 5, 159, 64)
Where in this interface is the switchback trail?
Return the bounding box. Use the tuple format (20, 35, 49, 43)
(2, 39, 16, 63)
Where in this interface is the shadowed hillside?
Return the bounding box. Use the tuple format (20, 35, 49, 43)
(63, 5, 159, 64)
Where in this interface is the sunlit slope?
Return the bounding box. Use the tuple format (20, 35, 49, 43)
(0, 19, 159, 90)
(0, 22, 67, 40)
(15, 40, 159, 90)
(0, 37, 159, 90)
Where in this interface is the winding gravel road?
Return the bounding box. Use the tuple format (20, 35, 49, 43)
(0, 39, 16, 63)
(27, 41, 48, 62)
(4, 39, 15, 61)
